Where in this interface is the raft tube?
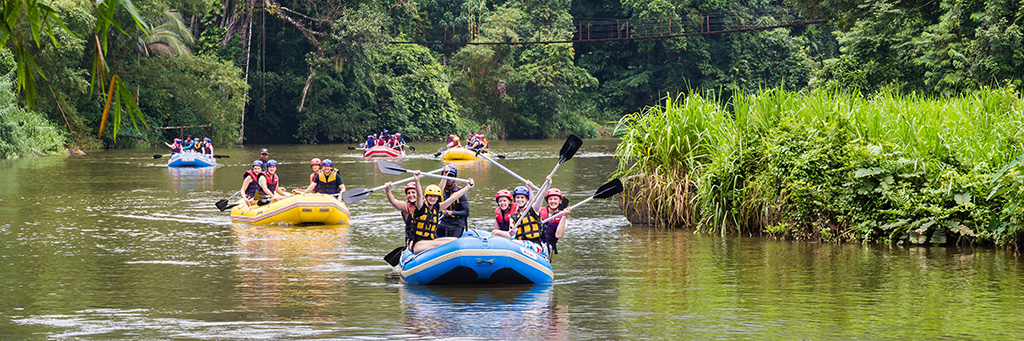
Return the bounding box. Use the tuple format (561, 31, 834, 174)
(399, 230, 553, 285)
(363, 145, 405, 157)
(230, 193, 350, 225)
(168, 152, 216, 168)
(440, 147, 486, 161)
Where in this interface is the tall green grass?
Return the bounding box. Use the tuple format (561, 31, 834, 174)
(0, 73, 66, 159)
(615, 87, 1024, 246)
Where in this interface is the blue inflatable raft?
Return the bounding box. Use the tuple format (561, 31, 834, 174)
(167, 152, 216, 168)
(399, 230, 554, 285)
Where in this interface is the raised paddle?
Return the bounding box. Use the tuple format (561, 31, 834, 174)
(384, 246, 405, 267)
(541, 178, 623, 223)
(377, 161, 470, 183)
(474, 150, 540, 190)
(341, 168, 444, 204)
(511, 135, 583, 230)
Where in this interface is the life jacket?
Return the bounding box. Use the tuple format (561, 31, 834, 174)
(376, 138, 386, 146)
(404, 202, 417, 242)
(171, 144, 182, 154)
(512, 208, 543, 242)
(316, 169, 342, 194)
(202, 143, 213, 155)
(243, 170, 262, 197)
(263, 172, 279, 194)
(308, 172, 318, 192)
(538, 207, 562, 254)
(494, 203, 519, 231)
(411, 203, 440, 242)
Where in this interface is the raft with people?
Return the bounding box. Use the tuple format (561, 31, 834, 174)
(440, 146, 486, 161)
(396, 229, 554, 285)
(229, 193, 350, 225)
(167, 151, 216, 168)
(363, 145, 406, 157)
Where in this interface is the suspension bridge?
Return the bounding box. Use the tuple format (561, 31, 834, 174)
(390, 8, 825, 46)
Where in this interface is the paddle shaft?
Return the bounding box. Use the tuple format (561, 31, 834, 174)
(368, 168, 444, 192)
(417, 172, 470, 183)
(476, 152, 540, 191)
(541, 197, 593, 223)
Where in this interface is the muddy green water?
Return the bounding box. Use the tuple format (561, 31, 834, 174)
(1, 139, 1023, 339)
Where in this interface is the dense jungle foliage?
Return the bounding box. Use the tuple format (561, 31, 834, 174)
(615, 88, 1024, 247)
(1, 0, 1023, 152)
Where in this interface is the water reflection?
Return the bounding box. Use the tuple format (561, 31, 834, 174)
(401, 284, 567, 339)
(167, 166, 216, 192)
(231, 224, 349, 321)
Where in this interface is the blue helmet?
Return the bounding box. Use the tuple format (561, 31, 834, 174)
(266, 160, 278, 167)
(442, 165, 457, 177)
(174, 138, 181, 142)
(322, 159, 333, 166)
(194, 138, 200, 141)
(204, 138, 211, 143)
(252, 160, 263, 167)
(512, 186, 530, 198)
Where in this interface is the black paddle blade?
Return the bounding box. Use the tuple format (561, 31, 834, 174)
(383, 246, 406, 267)
(153, 154, 164, 159)
(377, 161, 408, 175)
(408, 145, 416, 151)
(342, 188, 373, 204)
(213, 155, 229, 158)
(348, 146, 357, 150)
(594, 178, 624, 199)
(215, 199, 230, 211)
(558, 197, 570, 210)
(558, 135, 583, 163)
(495, 154, 506, 159)
(433, 152, 442, 157)
(256, 198, 272, 206)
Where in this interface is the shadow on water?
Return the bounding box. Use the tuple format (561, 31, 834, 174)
(401, 284, 568, 340)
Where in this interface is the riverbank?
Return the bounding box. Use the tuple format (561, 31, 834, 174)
(614, 87, 1024, 247)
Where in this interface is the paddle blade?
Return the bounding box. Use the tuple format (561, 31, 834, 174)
(594, 178, 624, 199)
(256, 198, 272, 206)
(215, 199, 229, 211)
(383, 246, 405, 267)
(377, 161, 408, 175)
(408, 145, 416, 151)
(153, 154, 164, 159)
(496, 154, 506, 159)
(213, 155, 229, 158)
(348, 146, 356, 150)
(342, 188, 373, 204)
(558, 197, 570, 210)
(433, 152, 442, 157)
(558, 135, 583, 163)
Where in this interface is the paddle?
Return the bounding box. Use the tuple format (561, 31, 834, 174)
(153, 154, 169, 159)
(475, 151, 539, 190)
(215, 191, 241, 211)
(384, 246, 405, 267)
(341, 168, 444, 204)
(212, 155, 230, 158)
(511, 135, 583, 229)
(377, 161, 470, 183)
(541, 178, 623, 223)
(407, 145, 416, 151)
(433, 147, 444, 157)
(348, 146, 358, 150)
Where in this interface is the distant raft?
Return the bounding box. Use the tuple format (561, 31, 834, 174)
(363, 145, 405, 157)
(399, 230, 553, 285)
(230, 193, 350, 225)
(440, 147, 486, 161)
(167, 152, 216, 168)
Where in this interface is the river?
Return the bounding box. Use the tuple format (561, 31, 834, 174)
(1, 139, 1022, 339)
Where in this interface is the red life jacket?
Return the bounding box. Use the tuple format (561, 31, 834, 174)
(263, 173, 279, 194)
(538, 207, 562, 254)
(494, 203, 519, 231)
(243, 170, 261, 197)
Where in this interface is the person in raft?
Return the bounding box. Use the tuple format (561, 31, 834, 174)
(467, 134, 488, 151)
(254, 160, 288, 202)
(302, 159, 345, 196)
(182, 136, 195, 151)
(436, 165, 469, 238)
(200, 138, 214, 156)
(163, 138, 183, 154)
(446, 135, 461, 149)
(491, 188, 519, 239)
(295, 158, 322, 194)
(407, 171, 474, 254)
(239, 160, 277, 205)
(393, 133, 407, 150)
(537, 187, 570, 255)
(506, 176, 566, 257)
(256, 148, 270, 169)
(384, 181, 420, 245)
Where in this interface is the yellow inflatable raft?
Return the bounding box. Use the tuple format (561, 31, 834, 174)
(441, 147, 487, 161)
(230, 193, 350, 225)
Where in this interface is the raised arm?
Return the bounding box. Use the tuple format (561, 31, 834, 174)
(414, 172, 425, 210)
(384, 182, 407, 211)
(440, 179, 474, 210)
(531, 176, 552, 213)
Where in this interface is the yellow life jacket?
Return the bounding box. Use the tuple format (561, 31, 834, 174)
(512, 209, 543, 241)
(411, 203, 440, 241)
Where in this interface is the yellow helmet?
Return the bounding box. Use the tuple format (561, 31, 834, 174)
(424, 185, 443, 197)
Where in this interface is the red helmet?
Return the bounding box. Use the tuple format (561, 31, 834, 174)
(310, 158, 322, 165)
(404, 182, 418, 192)
(495, 189, 512, 202)
(545, 188, 563, 200)
(448, 134, 455, 140)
